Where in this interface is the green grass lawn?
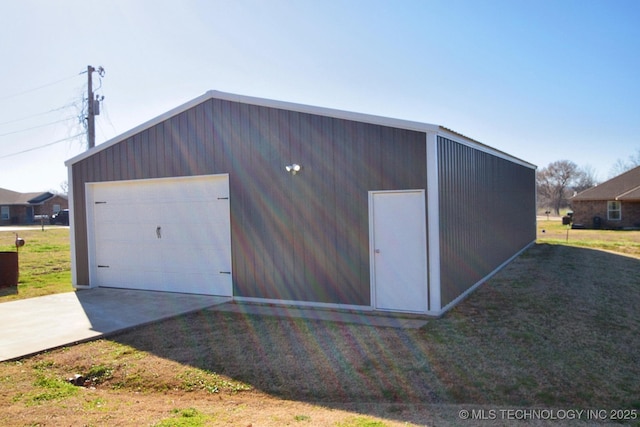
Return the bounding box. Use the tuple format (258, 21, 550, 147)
(0, 228, 72, 300)
(537, 217, 640, 257)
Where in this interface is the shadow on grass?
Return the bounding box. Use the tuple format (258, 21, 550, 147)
(432, 243, 640, 409)
(0, 286, 18, 297)
(110, 308, 446, 424)
(106, 243, 640, 424)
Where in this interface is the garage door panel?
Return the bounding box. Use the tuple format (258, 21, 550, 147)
(96, 267, 165, 290)
(96, 240, 159, 271)
(88, 175, 232, 296)
(160, 225, 229, 248)
(97, 222, 155, 244)
(94, 206, 164, 237)
(162, 203, 221, 225)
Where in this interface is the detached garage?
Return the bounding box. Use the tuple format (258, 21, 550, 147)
(66, 90, 536, 316)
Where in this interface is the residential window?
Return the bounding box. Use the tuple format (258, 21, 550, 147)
(608, 201, 621, 220)
(1, 206, 9, 220)
(53, 204, 61, 213)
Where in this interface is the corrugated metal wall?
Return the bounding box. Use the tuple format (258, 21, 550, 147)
(72, 98, 427, 306)
(437, 136, 536, 307)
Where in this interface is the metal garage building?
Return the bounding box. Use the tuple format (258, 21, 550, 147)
(66, 91, 536, 316)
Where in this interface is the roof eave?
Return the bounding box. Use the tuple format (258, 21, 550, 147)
(65, 92, 214, 167)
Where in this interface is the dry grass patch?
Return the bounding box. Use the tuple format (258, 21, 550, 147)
(109, 310, 444, 405)
(0, 338, 438, 426)
(424, 243, 640, 409)
(1, 224, 640, 425)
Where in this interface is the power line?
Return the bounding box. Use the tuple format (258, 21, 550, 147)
(0, 116, 77, 137)
(0, 74, 81, 101)
(0, 103, 76, 126)
(97, 100, 118, 139)
(0, 133, 84, 159)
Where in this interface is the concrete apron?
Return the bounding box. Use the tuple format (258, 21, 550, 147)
(0, 288, 231, 362)
(0, 289, 428, 362)
(209, 302, 430, 329)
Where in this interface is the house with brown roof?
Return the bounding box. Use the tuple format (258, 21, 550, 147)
(571, 166, 640, 229)
(0, 188, 68, 225)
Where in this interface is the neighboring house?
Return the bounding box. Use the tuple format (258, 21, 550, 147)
(0, 188, 68, 225)
(571, 166, 640, 229)
(65, 90, 536, 316)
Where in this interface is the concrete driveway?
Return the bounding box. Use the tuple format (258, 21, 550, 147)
(0, 288, 230, 361)
(0, 287, 429, 362)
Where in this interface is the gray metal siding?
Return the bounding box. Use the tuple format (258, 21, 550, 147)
(437, 136, 536, 307)
(72, 98, 426, 306)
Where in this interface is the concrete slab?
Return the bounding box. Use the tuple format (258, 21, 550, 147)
(209, 302, 429, 329)
(0, 288, 230, 361)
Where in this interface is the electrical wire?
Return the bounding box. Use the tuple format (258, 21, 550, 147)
(0, 103, 77, 126)
(0, 68, 102, 158)
(98, 100, 118, 136)
(0, 133, 84, 159)
(0, 116, 77, 138)
(0, 74, 82, 101)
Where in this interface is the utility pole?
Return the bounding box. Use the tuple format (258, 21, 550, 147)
(87, 65, 95, 149)
(86, 65, 105, 149)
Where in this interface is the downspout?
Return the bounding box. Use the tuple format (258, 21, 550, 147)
(67, 165, 78, 288)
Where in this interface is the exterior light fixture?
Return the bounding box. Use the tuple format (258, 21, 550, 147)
(285, 163, 302, 175)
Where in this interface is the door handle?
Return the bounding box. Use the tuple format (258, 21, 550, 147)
(156, 226, 162, 239)
(375, 249, 381, 253)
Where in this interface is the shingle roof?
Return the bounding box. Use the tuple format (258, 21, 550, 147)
(572, 166, 640, 201)
(0, 188, 56, 205)
(0, 188, 23, 204)
(618, 185, 640, 200)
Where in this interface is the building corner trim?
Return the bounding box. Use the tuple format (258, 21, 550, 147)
(426, 132, 441, 312)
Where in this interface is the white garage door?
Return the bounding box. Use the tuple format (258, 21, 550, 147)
(86, 174, 232, 296)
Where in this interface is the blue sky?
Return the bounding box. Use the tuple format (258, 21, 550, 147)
(1, 0, 639, 193)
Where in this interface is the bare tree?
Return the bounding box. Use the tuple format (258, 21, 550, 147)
(573, 164, 598, 194)
(49, 181, 68, 196)
(609, 148, 640, 178)
(537, 160, 595, 215)
(59, 181, 68, 195)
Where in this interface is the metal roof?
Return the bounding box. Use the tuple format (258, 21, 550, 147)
(27, 192, 55, 205)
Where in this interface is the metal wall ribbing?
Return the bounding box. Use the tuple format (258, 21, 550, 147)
(71, 98, 427, 306)
(437, 136, 536, 306)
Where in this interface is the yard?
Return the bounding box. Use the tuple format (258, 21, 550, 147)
(0, 221, 639, 426)
(0, 227, 71, 300)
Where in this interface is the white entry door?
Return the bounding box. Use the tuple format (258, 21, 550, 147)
(86, 174, 232, 296)
(370, 190, 427, 313)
